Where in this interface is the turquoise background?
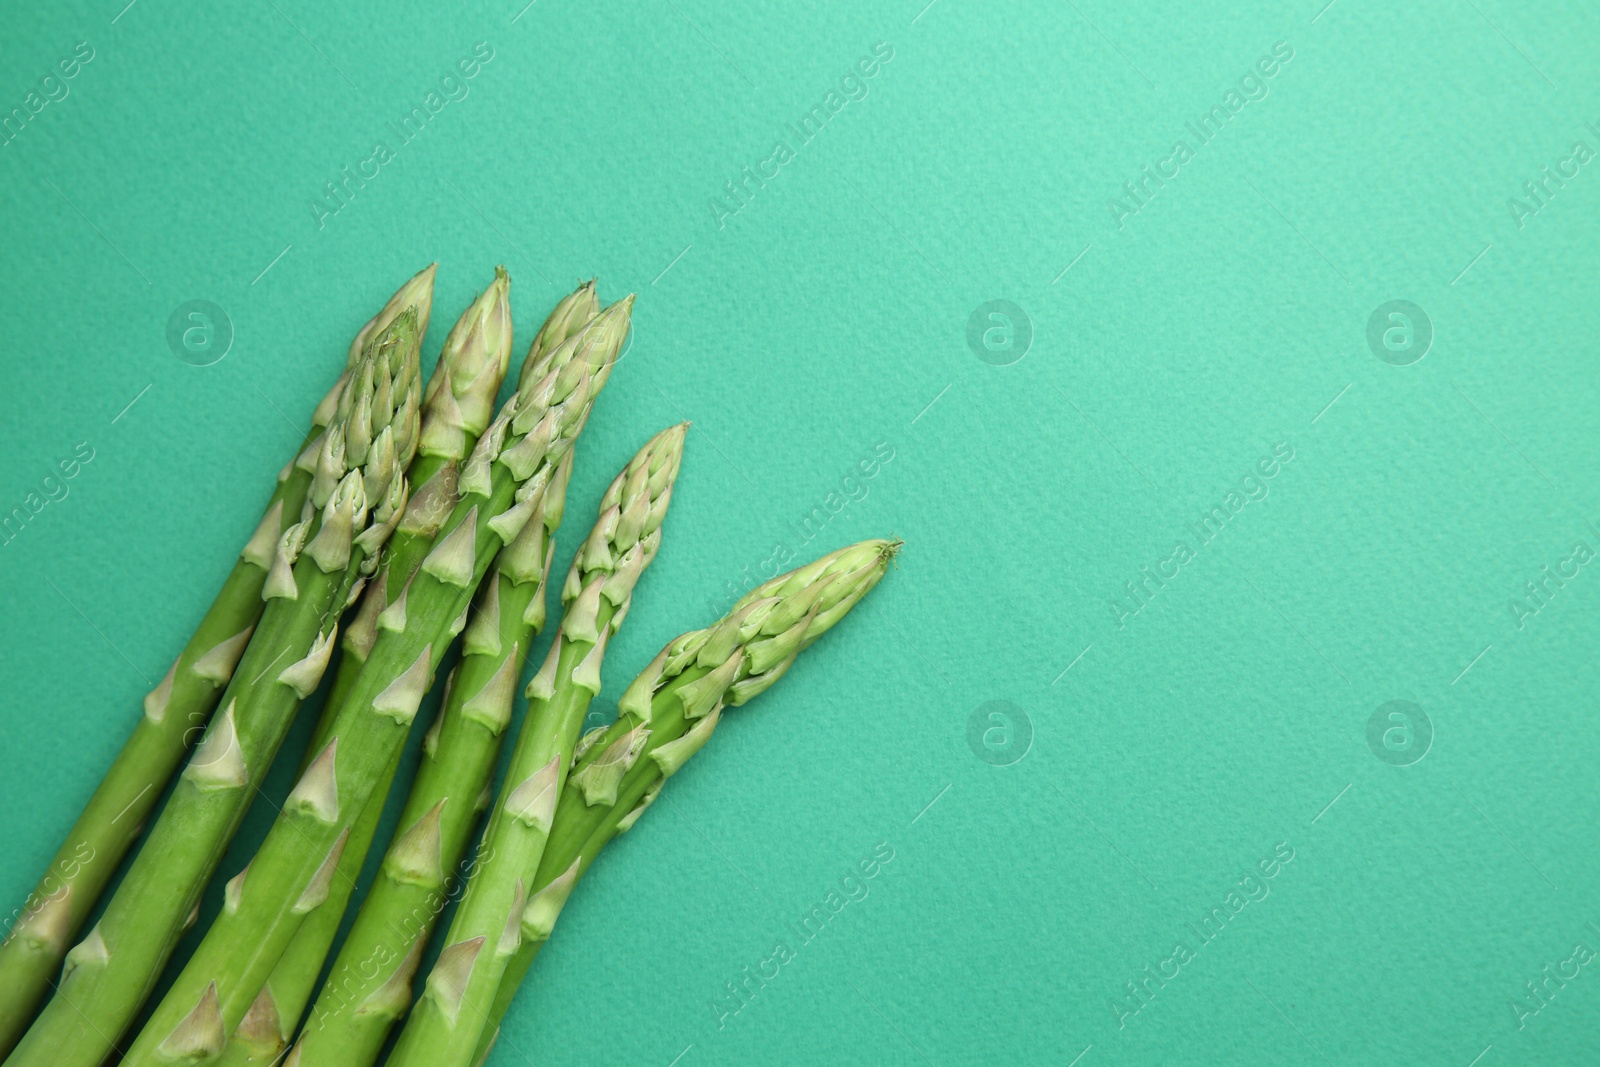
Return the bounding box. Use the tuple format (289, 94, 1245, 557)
(4, 0, 1600, 1064)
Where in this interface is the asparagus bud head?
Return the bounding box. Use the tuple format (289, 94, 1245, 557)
(514, 294, 632, 417)
(421, 267, 514, 460)
(561, 422, 686, 638)
(348, 263, 438, 369)
(518, 278, 599, 383)
(618, 539, 898, 722)
(352, 307, 423, 481)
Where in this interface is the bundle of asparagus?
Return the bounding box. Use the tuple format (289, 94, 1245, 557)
(0, 265, 434, 1060)
(0, 265, 896, 1067)
(210, 266, 532, 1067)
(293, 421, 686, 1066)
(392, 538, 897, 1067)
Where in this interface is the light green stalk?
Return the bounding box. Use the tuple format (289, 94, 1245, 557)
(379, 424, 687, 1067)
(7, 313, 425, 1067)
(466, 539, 897, 1067)
(117, 297, 634, 1066)
(321, 269, 535, 726)
(0, 267, 432, 1060)
(212, 270, 521, 1066)
(266, 285, 599, 1067)
(281, 451, 581, 1067)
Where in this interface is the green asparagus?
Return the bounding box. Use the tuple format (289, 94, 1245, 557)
(0, 267, 433, 1059)
(321, 269, 542, 724)
(212, 270, 519, 1066)
(117, 297, 634, 1065)
(7, 311, 425, 1067)
(216, 277, 599, 1064)
(465, 540, 897, 1067)
(439, 539, 898, 1067)
(269, 284, 601, 1067)
(378, 423, 687, 1067)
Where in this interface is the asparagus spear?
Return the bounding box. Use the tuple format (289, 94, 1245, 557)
(117, 297, 634, 1066)
(324, 273, 583, 722)
(218, 280, 602, 1067)
(412, 539, 899, 1067)
(212, 271, 521, 1066)
(249, 284, 600, 1067)
(7, 312, 425, 1067)
(0, 267, 433, 1059)
(341, 423, 686, 1067)
(484, 539, 898, 1067)
(269, 454, 580, 1067)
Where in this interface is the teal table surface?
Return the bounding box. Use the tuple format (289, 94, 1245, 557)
(4, 1, 1599, 1064)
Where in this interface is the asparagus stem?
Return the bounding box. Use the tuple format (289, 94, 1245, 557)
(0, 267, 434, 1060)
(0, 471, 307, 1060)
(283, 458, 569, 1067)
(380, 424, 687, 1067)
(116, 297, 633, 1067)
(468, 539, 898, 1064)
(209, 269, 521, 1067)
(280, 282, 601, 1067)
(324, 269, 536, 725)
(6, 312, 425, 1067)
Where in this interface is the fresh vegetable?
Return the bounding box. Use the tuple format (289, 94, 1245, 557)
(323, 271, 575, 719)
(294, 422, 681, 1062)
(212, 268, 518, 1066)
(430, 539, 898, 1067)
(7, 310, 425, 1067)
(219, 278, 601, 1066)
(380, 423, 687, 1067)
(116, 297, 634, 1066)
(0, 266, 432, 1060)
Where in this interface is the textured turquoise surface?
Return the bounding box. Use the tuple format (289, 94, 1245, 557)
(4, 1, 1599, 1064)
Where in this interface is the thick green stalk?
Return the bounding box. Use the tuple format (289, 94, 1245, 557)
(211, 751, 395, 1066)
(0, 450, 309, 1059)
(285, 455, 572, 1067)
(324, 278, 595, 742)
(117, 297, 634, 1066)
(224, 446, 566, 1067)
(322, 267, 523, 726)
(6, 314, 424, 1067)
(278, 283, 600, 1067)
(211, 270, 520, 1066)
(468, 539, 898, 1065)
(382, 425, 687, 1067)
(0, 268, 433, 1059)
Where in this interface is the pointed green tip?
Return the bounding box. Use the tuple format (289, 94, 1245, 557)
(380, 305, 421, 352)
(518, 277, 604, 385)
(411, 263, 439, 335)
(639, 420, 688, 486)
(421, 267, 514, 449)
(363, 305, 423, 457)
(349, 264, 438, 368)
(660, 421, 690, 451)
(586, 295, 634, 360)
(439, 268, 511, 373)
(735, 538, 898, 616)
